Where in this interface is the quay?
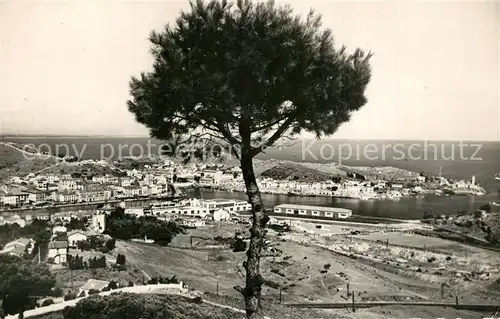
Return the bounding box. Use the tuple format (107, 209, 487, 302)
(0, 195, 184, 217)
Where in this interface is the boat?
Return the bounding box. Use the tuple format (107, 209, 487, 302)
(495, 173, 500, 180)
(491, 201, 500, 207)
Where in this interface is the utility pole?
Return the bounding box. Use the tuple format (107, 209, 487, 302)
(351, 291, 355, 312)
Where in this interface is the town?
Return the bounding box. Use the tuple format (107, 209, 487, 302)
(0, 142, 486, 213)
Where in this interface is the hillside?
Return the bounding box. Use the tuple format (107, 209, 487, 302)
(0, 143, 59, 179)
(31, 292, 328, 319)
(32, 293, 244, 319)
(259, 162, 335, 182)
(442, 212, 500, 246)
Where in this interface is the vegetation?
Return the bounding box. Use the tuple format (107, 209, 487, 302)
(106, 207, 185, 246)
(0, 255, 56, 315)
(115, 254, 127, 270)
(146, 275, 179, 285)
(65, 217, 88, 231)
(68, 255, 106, 270)
(0, 219, 50, 249)
(61, 293, 244, 319)
(260, 163, 335, 183)
(75, 235, 115, 253)
(231, 237, 247, 252)
(126, 0, 371, 316)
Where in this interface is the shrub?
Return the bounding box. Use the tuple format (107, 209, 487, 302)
(48, 287, 63, 297)
(41, 299, 54, 307)
(323, 263, 331, 271)
(107, 281, 118, 290)
(64, 293, 77, 301)
(231, 237, 246, 252)
(88, 289, 99, 295)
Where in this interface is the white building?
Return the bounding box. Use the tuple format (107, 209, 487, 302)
(48, 241, 68, 264)
(213, 208, 231, 222)
(78, 279, 110, 297)
(201, 199, 251, 213)
(125, 208, 144, 217)
(2, 238, 34, 256)
(67, 230, 89, 247)
(91, 212, 106, 233)
(52, 225, 68, 234)
(273, 204, 352, 219)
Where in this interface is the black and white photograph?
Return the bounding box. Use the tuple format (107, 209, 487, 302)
(0, 0, 499, 318)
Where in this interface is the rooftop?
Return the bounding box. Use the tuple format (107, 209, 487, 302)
(48, 241, 68, 249)
(80, 279, 110, 291)
(274, 204, 352, 213)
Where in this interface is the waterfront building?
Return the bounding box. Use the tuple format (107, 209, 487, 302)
(27, 190, 49, 204)
(54, 191, 80, 203)
(80, 189, 112, 202)
(213, 208, 232, 222)
(1, 190, 30, 206)
(201, 198, 251, 213)
(125, 208, 145, 217)
(273, 204, 352, 219)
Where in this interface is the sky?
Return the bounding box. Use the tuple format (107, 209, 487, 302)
(1, 0, 499, 141)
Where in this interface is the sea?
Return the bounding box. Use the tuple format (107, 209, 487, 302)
(2, 136, 500, 220)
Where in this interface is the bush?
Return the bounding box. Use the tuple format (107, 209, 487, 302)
(231, 237, 246, 252)
(88, 289, 99, 295)
(128, 281, 134, 287)
(107, 281, 118, 290)
(78, 291, 86, 298)
(48, 287, 63, 297)
(64, 293, 77, 301)
(323, 263, 331, 271)
(41, 299, 54, 307)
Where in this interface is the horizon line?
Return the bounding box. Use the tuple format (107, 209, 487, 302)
(1, 134, 499, 143)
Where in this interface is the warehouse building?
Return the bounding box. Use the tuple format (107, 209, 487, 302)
(273, 204, 352, 219)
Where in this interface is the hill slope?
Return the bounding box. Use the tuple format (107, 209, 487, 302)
(0, 143, 59, 179)
(259, 162, 336, 182)
(33, 293, 244, 319)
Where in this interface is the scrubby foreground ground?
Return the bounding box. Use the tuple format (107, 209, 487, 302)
(109, 222, 499, 318)
(32, 293, 244, 319)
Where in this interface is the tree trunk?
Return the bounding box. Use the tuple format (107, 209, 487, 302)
(239, 150, 268, 319)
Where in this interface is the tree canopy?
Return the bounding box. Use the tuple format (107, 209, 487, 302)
(127, 0, 371, 317)
(0, 255, 56, 315)
(128, 0, 371, 157)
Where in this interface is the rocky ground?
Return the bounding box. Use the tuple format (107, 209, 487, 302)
(109, 221, 499, 318)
